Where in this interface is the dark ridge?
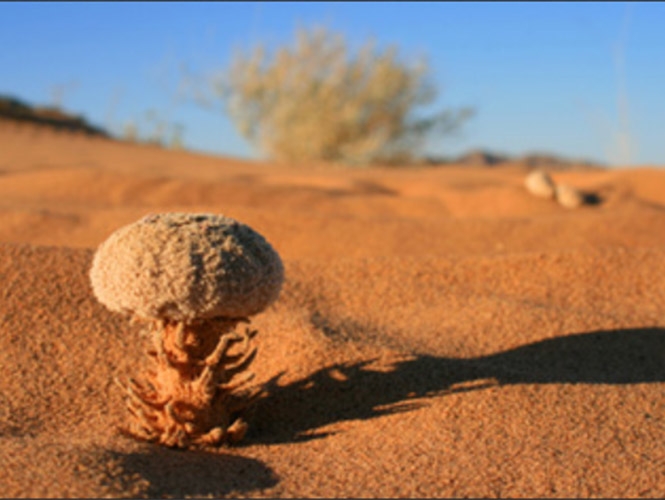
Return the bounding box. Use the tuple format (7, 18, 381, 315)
(0, 94, 110, 137)
(425, 149, 605, 170)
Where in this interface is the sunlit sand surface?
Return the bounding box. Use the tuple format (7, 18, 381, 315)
(2, 120, 665, 497)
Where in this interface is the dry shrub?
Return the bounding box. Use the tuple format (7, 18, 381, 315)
(218, 26, 472, 165)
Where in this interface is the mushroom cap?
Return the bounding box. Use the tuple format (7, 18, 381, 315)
(525, 170, 555, 199)
(90, 213, 284, 322)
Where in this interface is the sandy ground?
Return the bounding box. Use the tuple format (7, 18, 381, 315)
(2, 120, 665, 498)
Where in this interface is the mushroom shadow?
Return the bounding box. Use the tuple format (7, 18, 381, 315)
(101, 446, 278, 498)
(246, 327, 665, 445)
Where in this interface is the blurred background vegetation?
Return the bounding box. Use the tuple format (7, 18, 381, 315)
(214, 26, 473, 166)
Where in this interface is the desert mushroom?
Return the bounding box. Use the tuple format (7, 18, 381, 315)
(89, 213, 284, 448)
(524, 169, 556, 199)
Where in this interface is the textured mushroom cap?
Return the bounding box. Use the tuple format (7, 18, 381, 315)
(90, 213, 284, 321)
(555, 184, 585, 209)
(525, 170, 555, 199)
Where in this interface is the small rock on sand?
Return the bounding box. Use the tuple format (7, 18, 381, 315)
(555, 184, 585, 209)
(525, 170, 555, 199)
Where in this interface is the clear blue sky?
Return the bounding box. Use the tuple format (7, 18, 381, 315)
(2, 2, 663, 166)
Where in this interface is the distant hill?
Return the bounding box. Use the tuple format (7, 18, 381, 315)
(454, 150, 510, 166)
(428, 149, 605, 170)
(0, 95, 109, 137)
(519, 152, 604, 170)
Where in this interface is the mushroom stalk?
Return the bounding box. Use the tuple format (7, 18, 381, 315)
(119, 317, 260, 447)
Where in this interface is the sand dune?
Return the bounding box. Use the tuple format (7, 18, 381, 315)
(1, 123, 665, 497)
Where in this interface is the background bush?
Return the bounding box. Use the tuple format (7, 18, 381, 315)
(216, 26, 473, 166)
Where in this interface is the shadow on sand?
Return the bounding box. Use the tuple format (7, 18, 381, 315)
(246, 327, 665, 445)
(101, 446, 278, 498)
(583, 191, 603, 205)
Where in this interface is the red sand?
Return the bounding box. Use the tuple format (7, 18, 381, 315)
(1, 121, 665, 497)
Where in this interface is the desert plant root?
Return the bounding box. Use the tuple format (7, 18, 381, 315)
(117, 317, 260, 448)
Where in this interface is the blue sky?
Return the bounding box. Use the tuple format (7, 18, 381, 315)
(1, 2, 663, 166)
